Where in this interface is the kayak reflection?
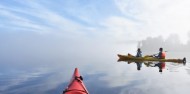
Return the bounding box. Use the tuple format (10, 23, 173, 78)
(144, 62, 165, 72)
(127, 61, 166, 73)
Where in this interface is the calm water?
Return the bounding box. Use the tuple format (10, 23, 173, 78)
(0, 51, 190, 94)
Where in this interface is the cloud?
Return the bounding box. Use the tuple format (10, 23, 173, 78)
(0, 0, 143, 43)
(99, 16, 141, 42)
(0, 1, 89, 37)
(1, 0, 190, 44)
(114, 0, 190, 43)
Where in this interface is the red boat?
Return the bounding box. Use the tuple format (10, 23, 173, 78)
(63, 68, 89, 94)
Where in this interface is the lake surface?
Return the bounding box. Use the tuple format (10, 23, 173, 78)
(0, 50, 190, 94)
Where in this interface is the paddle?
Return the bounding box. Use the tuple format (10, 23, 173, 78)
(144, 51, 168, 57)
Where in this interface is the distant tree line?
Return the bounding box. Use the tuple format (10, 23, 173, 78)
(138, 34, 190, 52)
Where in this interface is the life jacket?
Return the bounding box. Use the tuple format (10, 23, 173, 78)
(161, 52, 166, 59)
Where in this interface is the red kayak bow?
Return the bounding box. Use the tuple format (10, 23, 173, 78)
(63, 68, 89, 94)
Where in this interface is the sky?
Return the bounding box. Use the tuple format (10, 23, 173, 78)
(1, 0, 190, 43)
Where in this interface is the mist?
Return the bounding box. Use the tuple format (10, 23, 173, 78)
(138, 33, 190, 53)
(0, 31, 136, 72)
(1, 32, 190, 68)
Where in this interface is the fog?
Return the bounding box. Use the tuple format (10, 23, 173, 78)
(1, 31, 190, 94)
(138, 33, 190, 54)
(0, 31, 136, 93)
(1, 32, 190, 70)
(0, 31, 135, 70)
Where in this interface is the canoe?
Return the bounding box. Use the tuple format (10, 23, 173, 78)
(117, 54, 186, 64)
(63, 68, 89, 94)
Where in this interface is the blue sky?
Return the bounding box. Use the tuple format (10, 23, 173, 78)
(0, 0, 123, 34)
(1, 0, 190, 46)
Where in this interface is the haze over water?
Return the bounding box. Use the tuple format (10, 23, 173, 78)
(1, 32, 190, 94)
(1, 0, 190, 94)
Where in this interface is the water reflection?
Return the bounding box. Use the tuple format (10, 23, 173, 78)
(0, 54, 190, 94)
(144, 62, 165, 73)
(135, 62, 142, 71)
(118, 60, 186, 73)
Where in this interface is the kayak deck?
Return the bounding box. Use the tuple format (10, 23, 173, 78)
(63, 68, 89, 94)
(117, 54, 186, 64)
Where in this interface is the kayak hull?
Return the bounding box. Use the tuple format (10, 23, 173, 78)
(117, 54, 186, 63)
(63, 68, 89, 94)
